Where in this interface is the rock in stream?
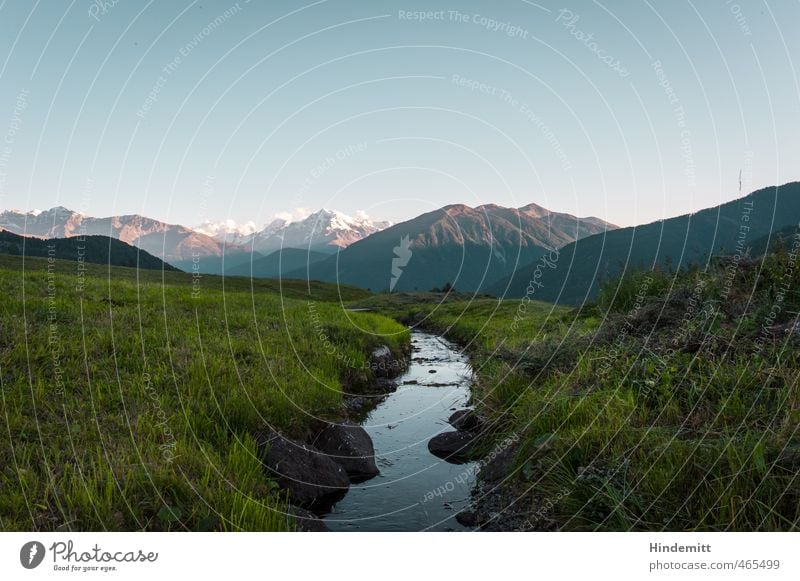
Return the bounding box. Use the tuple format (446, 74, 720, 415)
(313, 421, 379, 482)
(257, 428, 350, 509)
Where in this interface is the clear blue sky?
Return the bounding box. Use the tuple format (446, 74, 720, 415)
(0, 0, 798, 228)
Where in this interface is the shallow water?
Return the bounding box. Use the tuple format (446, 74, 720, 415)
(322, 331, 477, 531)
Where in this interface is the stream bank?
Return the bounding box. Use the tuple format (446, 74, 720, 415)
(257, 325, 533, 531)
(322, 331, 478, 531)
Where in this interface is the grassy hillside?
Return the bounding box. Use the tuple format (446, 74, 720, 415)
(0, 254, 405, 531)
(0, 231, 176, 271)
(368, 237, 800, 530)
(492, 182, 800, 304)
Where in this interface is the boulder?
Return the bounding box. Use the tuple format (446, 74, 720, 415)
(455, 510, 478, 527)
(343, 395, 368, 416)
(374, 377, 399, 395)
(428, 431, 478, 463)
(256, 429, 349, 508)
(369, 345, 405, 378)
(313, 421, 379, 482)
(288, 505, 330, 532)
(448, 409, 482, 432)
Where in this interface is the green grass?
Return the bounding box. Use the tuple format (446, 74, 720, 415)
(362, 250, 800, 531)
(4, 244, 798, 532)
(0, 254, 407, 531)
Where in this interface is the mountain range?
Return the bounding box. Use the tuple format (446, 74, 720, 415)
(247, 209, 392, 255)
(4, 182, 797, 304)
(285, 203, 615, 292)
(195, 209, 390, 254)
(0, 207, 227, 262)
(0, 202, 618, 293)
(0, 207, 391, 267)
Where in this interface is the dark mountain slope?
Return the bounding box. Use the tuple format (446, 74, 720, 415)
(288, 203, 613, 293)
(0, 230, 177, 270)
(490, 182, 800, 304)
(171, 249, 265, 275)
(226, 248, 329, 278)
(747, 223, 800, 257)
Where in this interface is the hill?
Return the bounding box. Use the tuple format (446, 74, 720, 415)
(0, 230, 177, 270)
(171, 248, 265, 276)
(225, 248, 329, 278)
(747, 223, 800, 257)
(491, 182, 800, 304)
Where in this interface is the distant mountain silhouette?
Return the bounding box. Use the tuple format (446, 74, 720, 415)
(171, 249, 264, 275)
(490, 182, 800, 304)
(0, 230, 177, 270)
(285, 203, 614, 292)
(225, 248, 330, 278)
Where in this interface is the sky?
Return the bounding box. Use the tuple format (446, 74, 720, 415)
(0, 0, 798, 230)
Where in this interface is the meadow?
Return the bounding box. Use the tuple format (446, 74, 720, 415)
(356, 247, 800, 531)
(0, 254, 407, 531)
(2, 240, 798, 532)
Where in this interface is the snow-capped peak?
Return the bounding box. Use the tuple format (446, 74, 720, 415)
(195, 219, 258, 239)
(246, 208, 392, 254)
(310, 208, 357, 232)
(272, 207, 312, 225)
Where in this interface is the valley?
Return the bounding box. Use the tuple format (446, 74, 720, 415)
(3, 1, 799, 573)
(1, 182, 799, 532)
(2, 206, 798, 531)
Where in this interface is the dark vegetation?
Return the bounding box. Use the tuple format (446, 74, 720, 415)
(0, 230, 175, 271)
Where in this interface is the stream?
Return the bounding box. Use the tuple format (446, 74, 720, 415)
(322, 330, 477, 531)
